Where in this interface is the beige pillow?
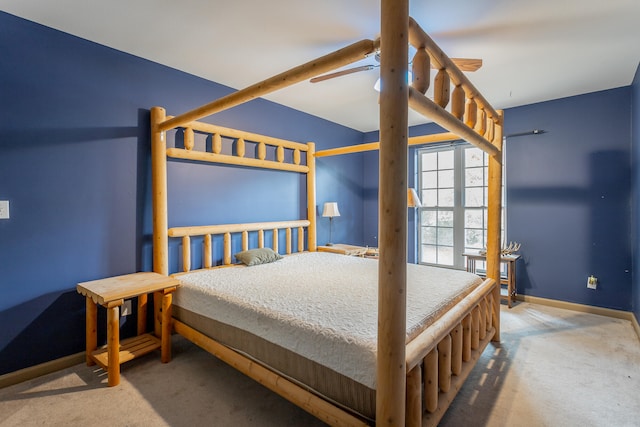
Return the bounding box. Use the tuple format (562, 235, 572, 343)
(234, 248, 283, 266)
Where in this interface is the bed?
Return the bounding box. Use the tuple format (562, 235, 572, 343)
(149, 5, 504, 426)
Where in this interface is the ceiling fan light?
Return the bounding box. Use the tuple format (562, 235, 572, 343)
(373, 71, 413, 92)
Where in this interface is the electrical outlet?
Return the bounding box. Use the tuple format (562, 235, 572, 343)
(587, 275, 598, 290)
(0, 200, 9, 219)
(121, 300, 132, 316)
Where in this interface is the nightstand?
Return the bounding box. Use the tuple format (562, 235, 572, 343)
(318, 244, 377, 257)
(76, 272, 180, 386)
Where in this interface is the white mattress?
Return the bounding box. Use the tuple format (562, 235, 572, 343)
(174, 251, 482, 389)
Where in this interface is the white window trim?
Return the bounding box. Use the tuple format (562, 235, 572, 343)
(417, 142, 506, 270)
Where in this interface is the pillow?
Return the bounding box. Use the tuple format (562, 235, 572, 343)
(234, 248, 282, 266)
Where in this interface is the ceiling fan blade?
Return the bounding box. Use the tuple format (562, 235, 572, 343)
(310, 57, 481, 84)
(448, 58, 482, 72)
(310, 65, 376, 83)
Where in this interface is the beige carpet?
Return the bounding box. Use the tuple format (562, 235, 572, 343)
(1, 302, 639, 426)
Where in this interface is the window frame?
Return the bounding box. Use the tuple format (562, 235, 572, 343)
(417, 142, 506, 271)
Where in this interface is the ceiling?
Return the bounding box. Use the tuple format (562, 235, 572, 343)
(3, 0, 640, 132)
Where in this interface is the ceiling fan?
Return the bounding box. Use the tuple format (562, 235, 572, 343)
(310, 51, 482, 84)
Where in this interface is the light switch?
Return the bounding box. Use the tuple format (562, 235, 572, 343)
(0, 201, 9, 219)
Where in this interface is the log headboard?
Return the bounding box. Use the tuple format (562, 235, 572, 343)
(150, 108, 317, 276)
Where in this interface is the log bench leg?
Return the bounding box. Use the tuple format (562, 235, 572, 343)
(85, 297, 97, 366)
(137, 294, 147, 336)
(106, 301, 122, 387)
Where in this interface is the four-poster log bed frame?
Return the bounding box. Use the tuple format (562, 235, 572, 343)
(150, 3, 503, 426)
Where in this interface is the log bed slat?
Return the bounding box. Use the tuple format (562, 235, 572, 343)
(471, 306, 481, 350)
(236, 138, 246, 157)
(479, 299, 487, 340)
(182, 236, 190, 273)
(451, 85, 465, 120)
(204, 234, 212, 268)
(286, 228, 292, 254)
(438, 335, 452, 393)
(462, 314, 472, 363)
(223, 233, 231, 265)
(433, 69, 450, 108)
(212, 133, 222, 154)
(183, 127, 194, 151)
(406, 365, 422, 427)
(451, 323, 463, 376)
(272, 228, 279, 253)
(424, 349, 438, 413)
(242, 231, 248, 252)
(258, 229, 264, 249)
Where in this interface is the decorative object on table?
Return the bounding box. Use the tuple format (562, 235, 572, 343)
(322, 202, 340, 246)
(479, 241, 521, 256)
(407, 188, 422, 208)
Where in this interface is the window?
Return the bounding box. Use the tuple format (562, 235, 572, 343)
(418, 144, 504, 270)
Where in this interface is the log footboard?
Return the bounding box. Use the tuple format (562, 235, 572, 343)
(405, 278, 497, 427)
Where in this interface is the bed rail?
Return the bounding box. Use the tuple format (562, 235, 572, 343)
(168, 220, 310, 272)
(406, 17, 501, 156)
(165, 117, 313, 173)
(315, 132, 459, 158)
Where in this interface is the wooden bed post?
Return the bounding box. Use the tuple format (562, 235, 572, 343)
(151, 106, 169, 275)
(151, 106, 169, 337)
(486, 110, 504, 341)
(307, 142, 317, 251)
(377, 0, 409, 424)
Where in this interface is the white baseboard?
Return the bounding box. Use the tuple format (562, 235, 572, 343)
(0, 352, 85, 389)
(517, 294, 640, 342)
(632, 314, 640, 342)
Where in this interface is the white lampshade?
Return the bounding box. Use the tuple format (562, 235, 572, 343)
(322, 202, 341, 218)
(408, 188, 422, 208)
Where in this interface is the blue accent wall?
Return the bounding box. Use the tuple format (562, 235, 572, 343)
(632, 63, 640, 323)
(0, 12, 364, 375)
(506, 88, 632, 310)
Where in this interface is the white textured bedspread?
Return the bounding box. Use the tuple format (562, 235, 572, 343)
(174, 251, 482, 388)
